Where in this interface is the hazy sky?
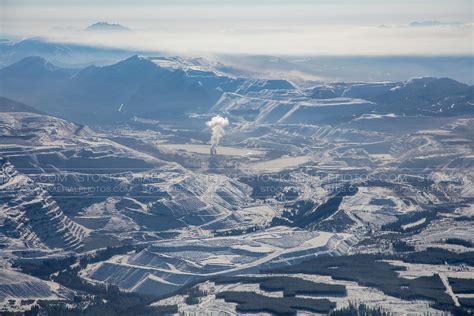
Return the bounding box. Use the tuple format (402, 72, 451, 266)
(1, 0, 473, 55)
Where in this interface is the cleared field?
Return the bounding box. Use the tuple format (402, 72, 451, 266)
(250, 156, 312, 172)
(156, 143, 265, 156)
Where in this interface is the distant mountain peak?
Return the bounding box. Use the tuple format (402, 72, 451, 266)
(408, 20, 464, 27)
(114, 55, 157, 68)
(6, 56, 66, 73)
(0, 96, 45, 114)
(86, 22, 130, 32)
(17, 55, 47, 64)
(405, 76, 467, 89)
(11, 56, 50, 69)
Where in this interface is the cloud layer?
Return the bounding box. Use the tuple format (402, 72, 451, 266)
(1, 0, 472, 56)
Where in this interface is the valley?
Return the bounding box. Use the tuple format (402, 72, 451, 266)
(0, 46, 473, 315)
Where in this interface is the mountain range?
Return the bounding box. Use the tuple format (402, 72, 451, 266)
(1, 55, 472, 125)
(0, 49, 473, 315)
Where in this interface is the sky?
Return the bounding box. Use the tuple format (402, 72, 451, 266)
(0, 0, 473, 55)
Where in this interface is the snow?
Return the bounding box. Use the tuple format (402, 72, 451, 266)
(157, 143, 264, 156)
(407, 216, 474, 251)
(354, 113, 398, 120)
(0, 269, 67, 302)
(81, 226, 354, 296)
(231, 205, 277, 227)
(249, 156, 312, 172)
(201, 255, 239, 266)
(339, 186, 420, 231)
(402, 218, 426, 230)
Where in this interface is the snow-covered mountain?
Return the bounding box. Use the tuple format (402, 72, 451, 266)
(0, 55, 299, 123)
(85, 22, 131, 32)
(0, 159, 87, 251)
(1, 55, 472, 126)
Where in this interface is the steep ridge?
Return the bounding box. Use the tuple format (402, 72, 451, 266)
(0, 158, 87, 251)
(0, 269, 66, 301)
(0, 96, 45, 114)
(82, 227, 356, 297)
(367, 77, 474, 116)
(0, 57, 74, 109)
(213, 78, 474, 126)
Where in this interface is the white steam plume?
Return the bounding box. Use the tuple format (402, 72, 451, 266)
(206, 115, 229, 148)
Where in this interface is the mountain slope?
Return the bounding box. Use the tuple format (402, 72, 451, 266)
(0, 56, 297, 123)
(0, 158, 87, 251)
(368, 77, 474, 116)
(0, 96, 45, 114)
(0, 37, 136, 67)
(0, 57, 73, 111)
